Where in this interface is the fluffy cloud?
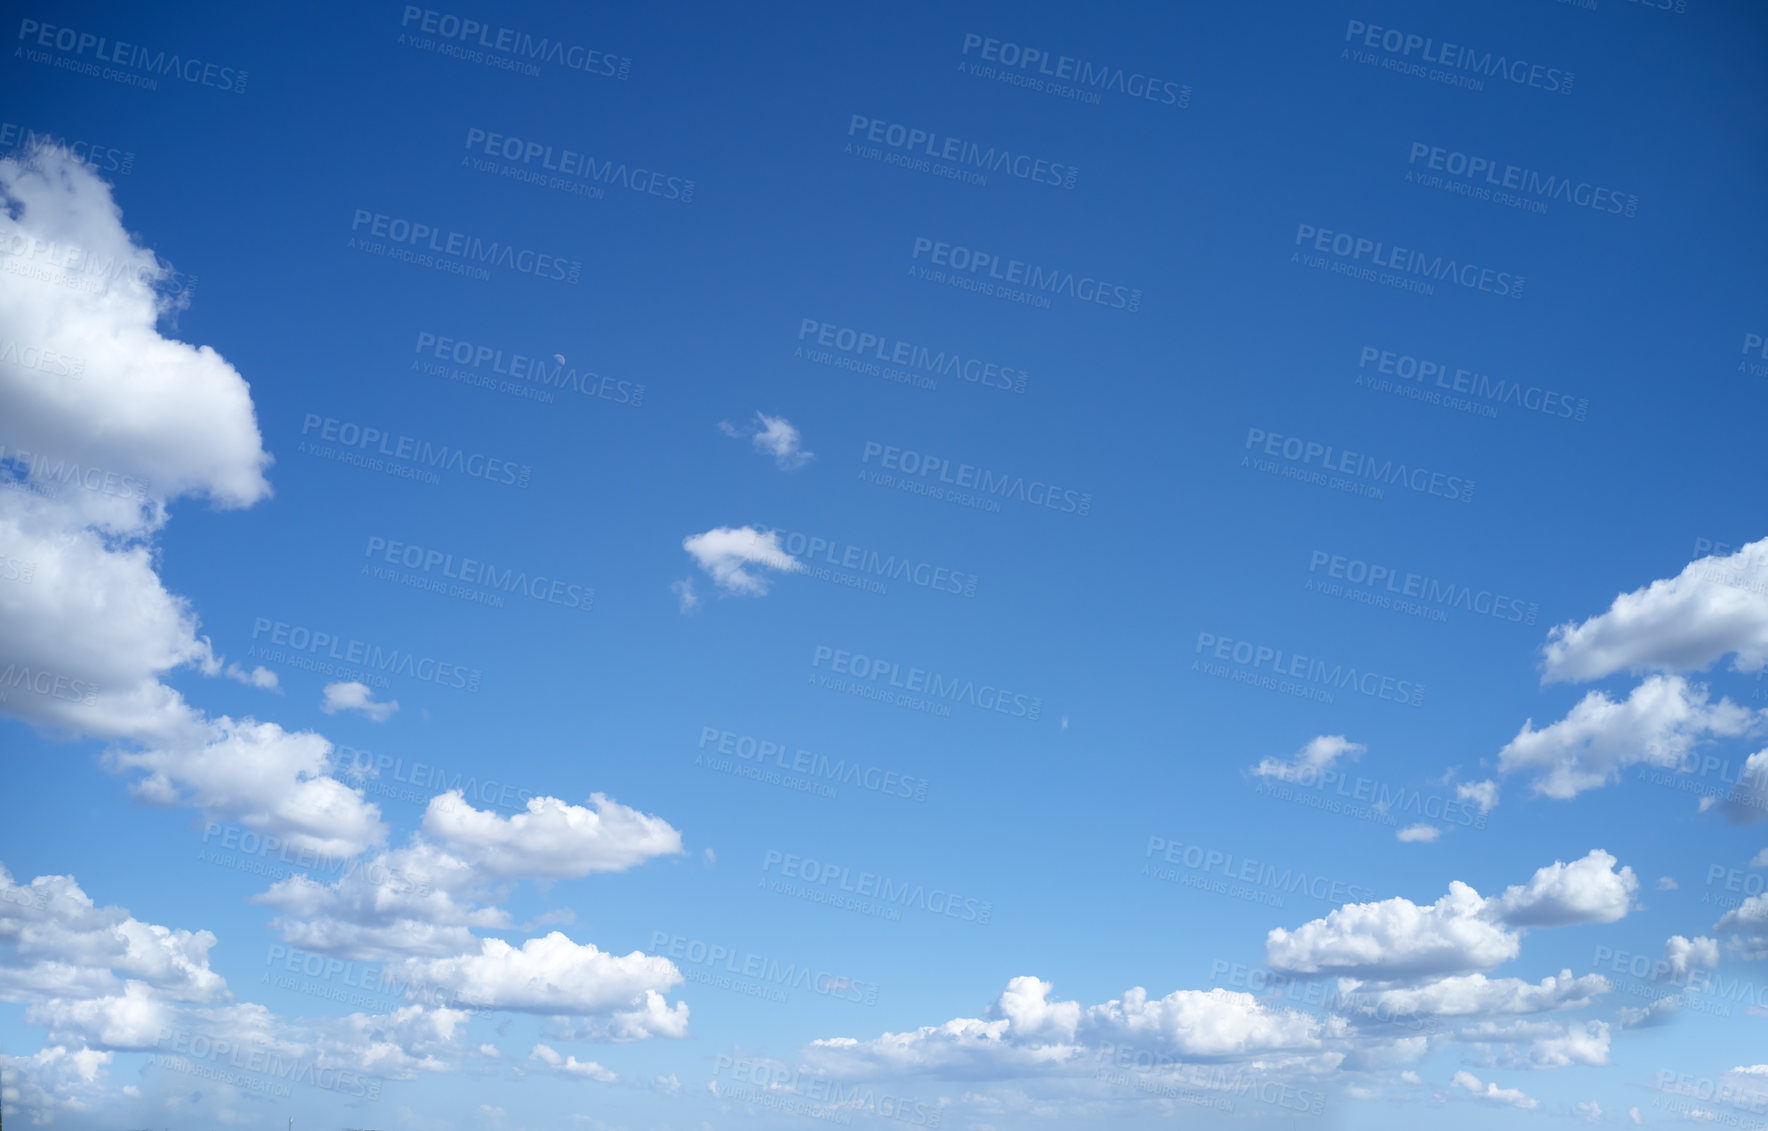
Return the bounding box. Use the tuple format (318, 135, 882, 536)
(1451, 1069, 1538, 1108)
(1659, 935, 1720, 981)
(720, 412, 813, 470)
(1489, 850, 1637, 927)
(1497, 676, 1756, 800)
(1457, 780, 1500, 814)
(421, 790, 682, 880)
(531, 1043, 617, 1081)
(390, 933, 686, 1032)
(320, 680, 399, 722)
(1335, 970, 1610, 1019)
(1524, 1020, 1611, 1068)
(1251, 735, 1364, 784)
(1542, 539, 1768, 681)
(1268, 852, 1635, 977)
(1396, 825, 1440, 844)
(803, 976, 1326, 1079)
(0, 143, 382, 860)
(681, 526, 803, 596)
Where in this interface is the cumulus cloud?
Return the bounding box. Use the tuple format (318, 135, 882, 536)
(320, 680, 398, 722)
(681, 526, 803, 597)
(421, 790, 682, 880)
(391, 933, 686, 1032)
(1497, 676, 1756, 800)
(1335, 970, 1610, 1020)
(1489, 850, 1637, 927)
(1251, 735, 1365, 784)
(531, 1043, 617, 1081)
(1457, 780, 1499, 814)
(1523, 1020, 1611, 1068)
(0, 142, 382, 860)
(1542, 539, 1768, 681)
(1396, 825, 1440, 844)
(1659, 935, 1720, 982)
(1450, 1069, 1538, 1109)
(720, 412, 813, 470)
(803, 976, 1326, 1080)
(1267, 851, 1635, 978)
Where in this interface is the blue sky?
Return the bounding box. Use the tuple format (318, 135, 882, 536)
(3, 0, 1768, 1128)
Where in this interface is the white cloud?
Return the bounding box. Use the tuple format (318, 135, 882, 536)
(391, 933, 685, 1030)
(320, 680, 398, 722)
(1251, 735, 1364, 784)
(803, 976, 1325, 1079)
(1268, 851, 1635, 978)
(531, 1043, 617, 1082)
(670, 577, 699, 614)
(1524, 1020, 1610, 1068)
(1489, 850, 1637, 927)
(1450, 1069, 1538, 1109)
(1715, 894, 1768, 957)
(0, 1045, 116, 1124)
(1457, 780, 1499, 814)
(1266, 882, 1517, 978)
(222, 662, 279, 690)
(421, 790, 682, 880)
(1576, 1100, 1603, 1121)
(1659, 935, 1720, 981)
(721, 412, 813, 470)
(1542, 538, 1768, 681)
(1497, 675, 1756, 799)
(1658, 876, 1680, 891)
(1396, 825, 1441, 844)
(681, 526, 803, 597)
(107, 718, 386, 859)
(0, 143, 382, 862)
(1335, 970, 1610, 1019)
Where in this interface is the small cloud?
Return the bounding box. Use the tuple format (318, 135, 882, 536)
(553, 354, 566, 365)
(1456, 779, 1499, 814)
(479, 1043, 501, 1058)
(682, 526, 803, 596)
(1396, 824, 1442, 844)
(320, 680, 399, 722)
(1252, 735, 1364, 783)
(1630, 1107, 1642, 1124)
(1753, 848, 1768, 869)
(223, 662, 280, 691)
(721, 412, 813, 470)
(671, 577, 700, 614)
(1060, 716, 1069, 730)
(704, 848, 717, 865)
(1658, 876, 1680, 891)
